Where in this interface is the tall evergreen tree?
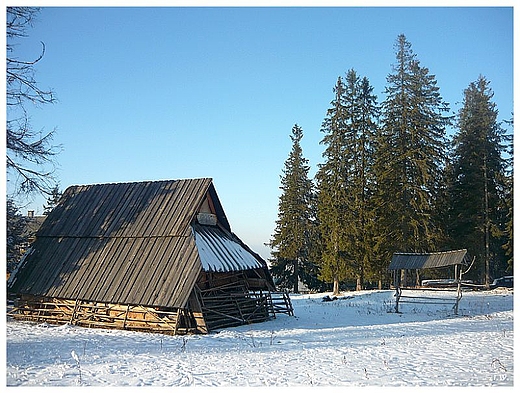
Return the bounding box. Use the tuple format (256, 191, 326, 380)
(374, 34, 450, 262)
(43, 184, 62, 215)
(338, 70, 380, 290)
(7, 198, 29, 274)
(316, 72, 381, 292)
(316, 77, 350, 295)
(447, 76, 509, 286)
(270, 124, 319, 293)
(355, 76, 387, 288)
(501, 116, 513, 273)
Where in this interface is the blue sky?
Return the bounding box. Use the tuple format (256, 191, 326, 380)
(7, 5, 514, 259)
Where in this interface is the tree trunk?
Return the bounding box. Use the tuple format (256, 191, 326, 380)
(293, 259, 299, 294)
(356, 277, 362, 291)
(483, 158, 491, 289)
(333, 277, 340, 296)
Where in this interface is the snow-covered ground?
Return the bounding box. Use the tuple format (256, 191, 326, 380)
(6, 288, 513, 387)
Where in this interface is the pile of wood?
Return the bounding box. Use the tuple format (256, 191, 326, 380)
(196, 281, 271, 331)
(7, 295, 205, 335)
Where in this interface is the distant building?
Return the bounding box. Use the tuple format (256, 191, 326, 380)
(18, 211, 46, 255)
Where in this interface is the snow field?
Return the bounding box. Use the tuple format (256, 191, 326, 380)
(6, 289, 513, 387)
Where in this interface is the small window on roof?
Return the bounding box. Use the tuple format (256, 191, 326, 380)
(197, 212, 217, 226)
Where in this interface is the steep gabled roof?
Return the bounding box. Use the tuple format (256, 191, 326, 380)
(8, 178, 266, 309)
(388, 249, 470, 270)
(36, 178, 229, 238)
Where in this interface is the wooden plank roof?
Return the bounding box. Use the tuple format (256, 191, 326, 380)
(36, 178, 229, 238)
(388, 249, 469, 270)
(8, 178, 266, 309)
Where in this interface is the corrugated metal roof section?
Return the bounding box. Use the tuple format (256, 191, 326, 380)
(37, 178, 213, 238)
(192, 223, 265, 272)
(388, 249, 469, 270)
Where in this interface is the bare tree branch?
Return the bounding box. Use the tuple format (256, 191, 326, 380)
(6, 7, 60, 196)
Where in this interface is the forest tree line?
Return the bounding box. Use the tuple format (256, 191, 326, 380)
(269, 34, 513, 294)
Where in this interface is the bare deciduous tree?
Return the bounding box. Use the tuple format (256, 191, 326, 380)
(7, 7, 61, 196)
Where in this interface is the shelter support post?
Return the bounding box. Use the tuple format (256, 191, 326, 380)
(394, 286, 402, 313)
(453, 264, 462, 315)
(394, 269, 402, 313)
(454, 282, 462, 315)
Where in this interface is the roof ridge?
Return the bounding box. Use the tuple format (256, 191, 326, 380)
(65, 177, 213, 189)
(394, 249, 467, 256)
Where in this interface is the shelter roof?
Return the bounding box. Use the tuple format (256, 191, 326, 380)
(388, 249, 469, 270)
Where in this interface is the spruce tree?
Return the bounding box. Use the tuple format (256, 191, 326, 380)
(43, 184, 62, 215)
(502, 116, 513, 272)
(339, 70, 380, 290)
(447, 76, 509, 286)
(316, 72, 381, 292)
(7, 198, 29, 274)
(355, 76, 385, 288)
(316, 77, 350, 295)
(374, 34, 450, 262)
(270, 124, 318, 293)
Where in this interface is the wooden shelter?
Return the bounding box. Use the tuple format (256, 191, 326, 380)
(388, 249, 472, 314)
(8, 178, 293, 334)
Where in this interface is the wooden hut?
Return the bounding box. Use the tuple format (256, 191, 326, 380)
(8, 178, 292, 334)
